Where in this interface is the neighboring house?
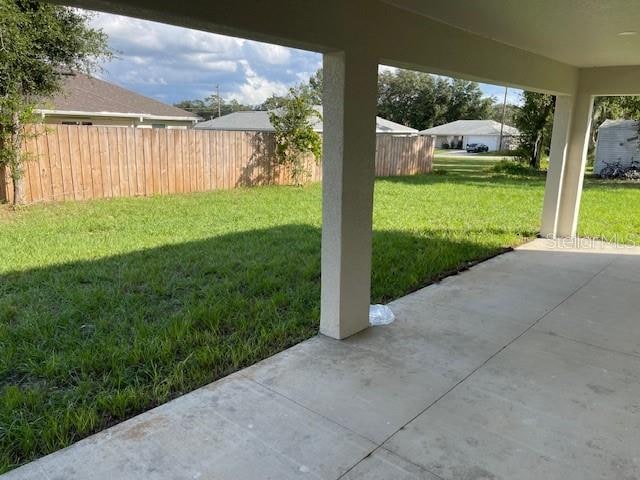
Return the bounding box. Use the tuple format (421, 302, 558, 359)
(419, 119, 520, 151)
(594, 119, 639, 175)
(194, 106, 418, 135)
(36, 73, 199, 129)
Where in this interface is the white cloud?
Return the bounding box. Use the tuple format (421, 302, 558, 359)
(182, 54, 238, 73)
(230, 61, 290, 104)
(87, 10, 321, 104)
(247, 43, 291, 65)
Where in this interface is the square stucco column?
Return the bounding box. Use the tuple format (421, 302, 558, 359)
(320, 51, 378, 340)
(540, 92, 594, 238)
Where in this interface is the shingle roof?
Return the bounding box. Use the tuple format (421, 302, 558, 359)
(194, 106, 417, 134)
(37, 73, 198, 120)
(195, 111, 276, 131)
(419, 120, 520, 136)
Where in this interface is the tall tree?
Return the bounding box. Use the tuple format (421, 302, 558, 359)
(377, 69, 494, 130)
(513, 92, 555, 169)
(377, 70, 439, 130)
(590, 96, 640, 147)
(305, 68, 323, 105)
(488, 103, 519, 127)
(442, 79, 494, 123)
(0, 0, 110, 205)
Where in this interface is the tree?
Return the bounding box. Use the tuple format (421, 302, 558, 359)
(173, 99, 211, 119)
(513, 92, 555, 169)
(258, 94, 288, 111)
(442, 79, 494, 123)
(257, 68, 323, 111)
(0, 0, 110, 205)
(377, 69, 439, 130)
(489, 102, 519, 127)
(376, 69, 494, 131)
(269, 88, 322, 185)
(305, 68, 323, 105)
(590, 96, 640, 148)
(174, 96, 251, 120)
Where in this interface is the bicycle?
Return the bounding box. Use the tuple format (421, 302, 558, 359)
(599, 160, 626, 179)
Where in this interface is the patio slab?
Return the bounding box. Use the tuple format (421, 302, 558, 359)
(4, 238, 640, 480)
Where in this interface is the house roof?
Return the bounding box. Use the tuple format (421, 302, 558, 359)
(194, 106, 418, 134)
(598, 119, 639, 130)
(37, 73, 198, 121)
(419, 120, 520, 136)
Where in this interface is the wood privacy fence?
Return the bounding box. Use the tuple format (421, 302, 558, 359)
(1, 124, 434, 203)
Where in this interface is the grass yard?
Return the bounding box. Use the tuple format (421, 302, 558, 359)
(432, 154, 504, 173)
(1, 159, 639, 472)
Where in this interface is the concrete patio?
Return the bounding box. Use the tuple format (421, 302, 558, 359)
(5, 238, 639, 480)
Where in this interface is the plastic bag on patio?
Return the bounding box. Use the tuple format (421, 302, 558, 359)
(369, 304, 395, 326)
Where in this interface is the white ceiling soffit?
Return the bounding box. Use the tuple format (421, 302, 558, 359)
(383, 0, 640, 67)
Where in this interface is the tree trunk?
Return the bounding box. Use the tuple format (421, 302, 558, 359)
(533, 132, 544, 170)
(0, 164, 7, 203)
(530, 131, 543, 169)
(10, 111, 25, 205)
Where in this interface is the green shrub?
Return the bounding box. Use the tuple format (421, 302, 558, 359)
(490, 160, 547, 177)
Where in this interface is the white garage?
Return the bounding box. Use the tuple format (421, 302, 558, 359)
(464, 135, 500, 151)
(419, 119, 520, 151)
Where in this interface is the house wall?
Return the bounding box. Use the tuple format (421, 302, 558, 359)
(41, 115, 194, 129)
(594, 123, 640, 175)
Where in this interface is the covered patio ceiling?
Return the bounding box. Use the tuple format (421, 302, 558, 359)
(59, 0, 640, 95)
(386, 0, 640, 67)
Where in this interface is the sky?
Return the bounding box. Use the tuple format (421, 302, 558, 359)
(88, 11, 524, 107)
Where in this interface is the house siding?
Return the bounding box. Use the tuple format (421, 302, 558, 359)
(42, 115, 194, 129)
(594, 121, 640, 175)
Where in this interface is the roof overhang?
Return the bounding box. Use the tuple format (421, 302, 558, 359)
(55, 0, 578, 95)
(35, 109, 199, 122)
(419, 132, 519, 136)
(54, 0, 640, 97)
(384, 0, 640, 68)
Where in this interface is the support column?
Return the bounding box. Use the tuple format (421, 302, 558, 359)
(320, 50, 378, 340)
(540, 92, 594, 238)
(540, 95, 574, 237)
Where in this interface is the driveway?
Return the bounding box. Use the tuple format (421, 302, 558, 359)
(438, 149, 510, 160)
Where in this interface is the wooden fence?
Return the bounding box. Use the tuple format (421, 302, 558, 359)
(1, 124, 433, 203)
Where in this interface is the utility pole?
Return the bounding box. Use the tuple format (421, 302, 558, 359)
(498, 86, 508, 151)
(216, 84, 221, 118)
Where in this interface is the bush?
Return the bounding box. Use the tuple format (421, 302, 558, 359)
(269, 88, 322, 185)
(490, 160, 547, 177)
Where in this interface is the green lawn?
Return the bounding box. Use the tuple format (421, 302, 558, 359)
(1, 161, 638, 472)
(433, 155, 504, 174)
